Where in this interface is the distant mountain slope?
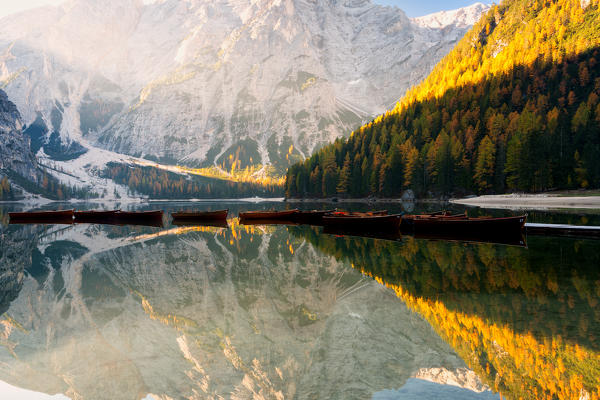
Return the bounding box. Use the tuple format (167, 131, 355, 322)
(0, 0, 487, 173)
(0, 89, 101, 200)
(286, 0, 600, 198)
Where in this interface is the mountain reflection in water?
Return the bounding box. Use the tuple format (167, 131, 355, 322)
(0, 208, 597, 400)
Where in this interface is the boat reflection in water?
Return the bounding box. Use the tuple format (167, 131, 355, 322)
(289, 225, 600, 400)
(171, 219, 229, 228)
(412, 231, 527, 247)
(322, 226, 403, 242)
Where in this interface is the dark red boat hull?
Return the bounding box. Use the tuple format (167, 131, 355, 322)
(328, 210, 388, 217)
(322, 214, 401, 232)
(239, 209, 298, 220)
(74, 210, 119, 224)
(239, 218, 299, 226)
(9, 210, 74, 225)
(172, 220, 229, 228)
(291, 210, 336, 225)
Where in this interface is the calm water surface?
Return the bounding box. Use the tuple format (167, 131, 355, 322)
(0, 202, 598, 400)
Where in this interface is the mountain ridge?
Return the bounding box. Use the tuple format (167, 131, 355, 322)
(0, 0, 488, 178)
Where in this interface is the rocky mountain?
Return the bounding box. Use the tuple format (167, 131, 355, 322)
(0, 222, 493, 399)
(0, 89, 39, 185)
(0, 0, 488, 172)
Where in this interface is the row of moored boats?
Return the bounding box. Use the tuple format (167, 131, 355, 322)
(8, 209, 527, 239)
(238, 209, 527, 237)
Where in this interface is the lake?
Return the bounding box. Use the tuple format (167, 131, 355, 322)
(0, 202, 598, 400)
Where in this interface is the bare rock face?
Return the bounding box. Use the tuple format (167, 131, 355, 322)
(0, 90, 38, 182)
(0, 0, 488, 171)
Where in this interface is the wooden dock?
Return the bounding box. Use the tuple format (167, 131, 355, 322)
(525, 223, 600, 238)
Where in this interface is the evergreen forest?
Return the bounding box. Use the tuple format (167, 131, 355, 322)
(103, 162, 283, 199)
(286, 0, 600, 198)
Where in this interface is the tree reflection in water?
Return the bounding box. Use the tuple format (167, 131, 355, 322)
(289, 225, 600, 400)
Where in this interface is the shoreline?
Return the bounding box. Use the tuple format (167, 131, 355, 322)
(286, 193, 600, 211)
(0, 197, 287, 208)
(450, 194, 600, 210)
(285, 198, 444, 204)
(4, 194, 599, 210)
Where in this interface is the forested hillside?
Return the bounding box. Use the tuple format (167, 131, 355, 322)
(286, 0, 600, 198)
(103, 163, 283, 199)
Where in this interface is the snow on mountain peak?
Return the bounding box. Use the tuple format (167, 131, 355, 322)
(411, 2, 490, 30)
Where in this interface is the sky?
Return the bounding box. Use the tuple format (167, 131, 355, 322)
(0, 0, 481, 20)
(373, 0, 483, 17)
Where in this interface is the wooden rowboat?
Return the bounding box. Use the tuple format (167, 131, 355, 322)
(328, 210, 388, 217)
(407, 214, 527, 235)
(171, 209, 228, 221)
(239, 218, 300, 226)
(400, 212, 467, 232)
(291, 210, 336, 225)
(74, 210, 119, 223)
(9, 209, 74, 219)
(322, 213, 401, 231)
(238, 209, 298, 220)
(9, 209, 74, 224)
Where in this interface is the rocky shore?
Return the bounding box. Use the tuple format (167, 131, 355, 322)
(451, 194, 600, 210)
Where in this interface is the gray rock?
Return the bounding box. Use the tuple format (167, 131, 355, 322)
(401, 190, 415, 202)
(0, 89, 39, 183)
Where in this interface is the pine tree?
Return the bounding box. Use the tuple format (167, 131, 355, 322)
(474, 136, 497, 193)
(336, 154, 351, 195)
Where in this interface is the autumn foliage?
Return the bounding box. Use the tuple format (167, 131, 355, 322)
(103, 162, 283, 198)
(289, 226, 600, 400)
(286, 0, 600, 198)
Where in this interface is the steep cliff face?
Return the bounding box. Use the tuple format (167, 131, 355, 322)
(0, 0, 487, 170)
(0, 224, 490, 399)
(0, 90, 39, 184)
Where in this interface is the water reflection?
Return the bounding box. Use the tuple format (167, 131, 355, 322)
(0, 215, 501, 399)
(288, 226, 600, 400)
